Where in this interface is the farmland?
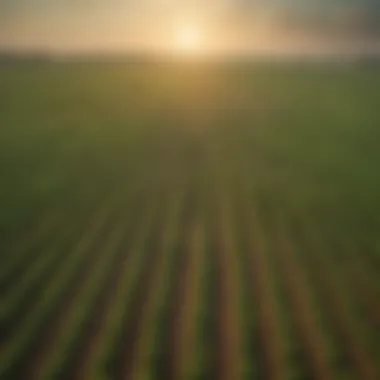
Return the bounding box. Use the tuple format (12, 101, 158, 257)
(0, 61, 380, 380)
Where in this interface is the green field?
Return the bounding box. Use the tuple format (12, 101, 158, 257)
(1, 62, 380, 380)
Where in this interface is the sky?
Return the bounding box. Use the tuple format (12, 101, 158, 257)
(1, 1, 380, 55)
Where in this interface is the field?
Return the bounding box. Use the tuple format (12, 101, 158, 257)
(0, 62, 380, 380)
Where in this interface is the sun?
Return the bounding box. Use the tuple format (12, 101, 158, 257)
(176, 25, 203, 53)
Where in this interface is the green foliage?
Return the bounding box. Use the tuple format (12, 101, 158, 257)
(1, 62, 380, 379)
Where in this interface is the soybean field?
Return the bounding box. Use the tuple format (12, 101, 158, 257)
(1, 62, 380, 380)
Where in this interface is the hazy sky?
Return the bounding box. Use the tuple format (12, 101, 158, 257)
(1, 1, 380, 54)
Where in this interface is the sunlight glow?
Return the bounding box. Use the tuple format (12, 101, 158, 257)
(175, 24, 203, 54)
